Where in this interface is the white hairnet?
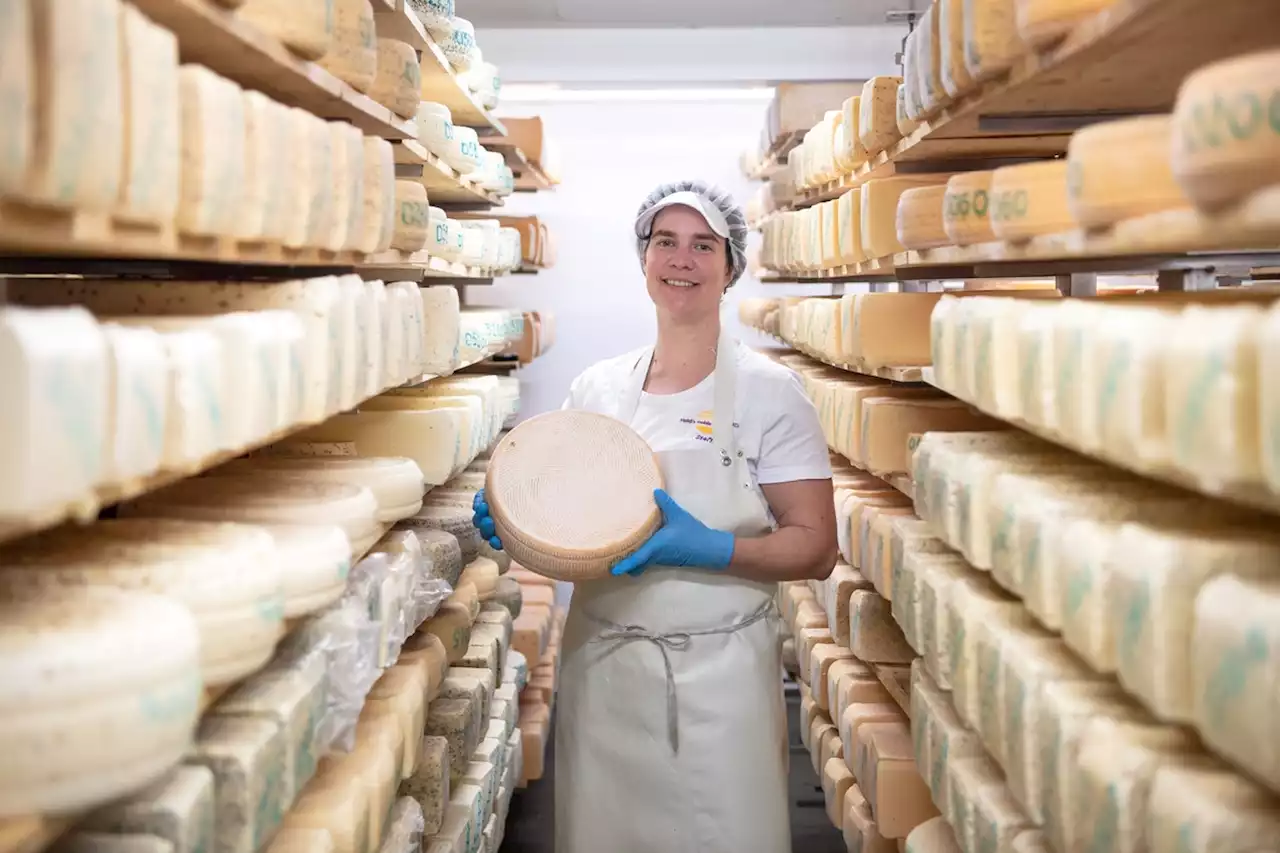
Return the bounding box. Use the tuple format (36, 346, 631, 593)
(634, 180, 748, 287)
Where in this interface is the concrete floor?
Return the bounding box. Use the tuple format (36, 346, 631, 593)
(498, 685, 846, 852)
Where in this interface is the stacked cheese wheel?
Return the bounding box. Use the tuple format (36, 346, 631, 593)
(507, 567, 564, 786)
(483, 410, 665, 581)
(1, 275, 446, 533)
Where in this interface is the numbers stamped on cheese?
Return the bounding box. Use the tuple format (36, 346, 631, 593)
(1178, 87, 1280, 154)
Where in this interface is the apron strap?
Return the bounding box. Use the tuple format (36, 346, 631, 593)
(586, 598, 776, 754)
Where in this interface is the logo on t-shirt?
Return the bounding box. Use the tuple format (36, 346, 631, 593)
(679, 410, 739, 443)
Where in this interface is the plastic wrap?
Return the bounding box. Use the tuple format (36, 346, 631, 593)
(379, 798, 425, 853)
(277, 600, 381, 755)
(371, 530, 451, 632)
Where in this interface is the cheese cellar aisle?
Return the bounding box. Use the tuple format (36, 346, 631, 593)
(0, 2, 561, 853)
(737, 1, 1280, 850)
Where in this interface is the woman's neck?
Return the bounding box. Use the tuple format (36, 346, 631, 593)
(646, 317, 720, 394)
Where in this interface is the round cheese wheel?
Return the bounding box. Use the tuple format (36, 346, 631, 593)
(319, 0, 377, 93)
(1066, 115, 1188, 230)
(943, 170, 997, 245)
(369, 38, 421, 119)
(399, 504, 479, 568)
(392, 180, 430, 252)
(1172, 49, 1280, 213)
(0, 519, 284, 685)
(121, 477, 381, 557)
(484, 410, 663, 581)
(211, 456, 426, 523)
(491, 577, 522, 618)
(259, 523, 353, 618)
(407, 0, 453, 32)
(989, 160, 1073, 242)
(1015, 0, 1114, 49)
(237, 0, 334, 60)
(896, 185, 951, 249)
(0, 586, 201, 815)
(896, 83, 920, 138)
(440, 18, 475, 72)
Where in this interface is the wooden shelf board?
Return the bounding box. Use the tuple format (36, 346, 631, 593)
(759, 255, 902, 284)
(875, 665, 913, 717)
(357, 250, 499, 282)
(754, 332, 927, 384)
(373, 1, 428, 51)
(131, 0, 416, 139)
(419, 39, 506, 135)
(0, 199, 363, 271)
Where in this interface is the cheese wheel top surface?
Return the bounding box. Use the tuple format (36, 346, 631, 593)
(485, 410, 662, 580)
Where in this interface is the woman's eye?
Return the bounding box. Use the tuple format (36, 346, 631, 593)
(695, 243, 713, 252)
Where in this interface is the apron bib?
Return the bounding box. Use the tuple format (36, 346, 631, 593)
(554, 333, 792, 853)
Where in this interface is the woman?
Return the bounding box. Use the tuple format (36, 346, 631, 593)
(473, 180, 838, 853)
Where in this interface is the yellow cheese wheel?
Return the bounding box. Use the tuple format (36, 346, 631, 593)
(990, 160, 1073, 241)
(1066, 115, 1188, 230)
(1015, 0, 1116, 49)
(237, 0, 334, 60)
(942, 171, 997, 244)
(897, 185, 952, 250)
(859, 77, 903, 156)
(1171, 49, 1280, 213)
(963, 0, 1023, 82)
(896, 84, 921, 138)
(939, 0, 974, 98)
(836, 97, 866, 173)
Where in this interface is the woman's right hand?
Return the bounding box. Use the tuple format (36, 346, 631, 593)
(472, 489, 503, 550)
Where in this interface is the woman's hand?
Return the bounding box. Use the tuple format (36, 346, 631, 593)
(472, 489, 503, 550)
(611, 489, 734, 576)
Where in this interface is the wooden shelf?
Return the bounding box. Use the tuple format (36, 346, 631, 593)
(759, 255, 902, 284)
(131, 0, 417, 139)
(356, 250, 501, 283)
(373, 0, 429, 52)
(754, 332, 927, 383)
(393, 140, 503, 208)
(0, 199, 363, 271)
(419, 39, 506, 135)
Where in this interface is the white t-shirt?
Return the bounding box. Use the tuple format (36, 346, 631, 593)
(562, 343, 832, 487)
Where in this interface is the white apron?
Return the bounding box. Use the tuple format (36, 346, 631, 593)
(554, 333, 791, 853)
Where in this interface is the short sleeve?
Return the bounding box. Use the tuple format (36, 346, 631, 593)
(755, 370, 833, 485)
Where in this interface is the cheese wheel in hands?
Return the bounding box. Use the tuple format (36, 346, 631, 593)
(484, 411, 663, 580)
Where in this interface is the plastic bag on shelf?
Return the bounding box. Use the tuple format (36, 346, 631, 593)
(371, 528, 452, 632)
(379, 798, 426, 853)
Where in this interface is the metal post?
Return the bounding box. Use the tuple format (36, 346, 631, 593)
(1157, 268, 1217, 292)
(1056, 273, 1097, 297)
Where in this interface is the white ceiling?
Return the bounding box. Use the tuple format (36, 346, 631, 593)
(463, 0, 914, 28)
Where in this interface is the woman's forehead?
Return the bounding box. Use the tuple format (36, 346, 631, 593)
(651, 205, 720, 239)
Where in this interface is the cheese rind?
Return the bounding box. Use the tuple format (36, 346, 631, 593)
(118, 6, 181, 225)
(369, 39, 421, 119)
(176, 66, 246, 238)
(1066, 116, 1187, 229)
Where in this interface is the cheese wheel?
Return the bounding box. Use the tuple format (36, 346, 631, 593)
(963, 0, 1022, 82)
(859, 77, 903, 156)
(118, 5, 181, 226)
(919, 2, 948, 116)
(211, 456, 425, 522)
(938, 0, 973, 98)
(319, 0, 377, 93)
(1015, 0, 1114, 49)
(0, 587, 201, 816)
(176, 65, 246, 238)
(440, 18, 476, 72)
(237, 0, 334, 60)
(0, 0, 32, 196)
(837, 97, 865, 173)
(1171, 49, 1280, 213)
(896, 84, 920, 138)
(990, 160, 1073, 241)
(942, 171, 996, 244)
(392, 180, 430, 252)
(369, 39, 421, 119)
(897, 185, 951, 249)
(484, 410, 663, 580)
(360, 136, 395, 254)
(1066, 115, 1187, 230)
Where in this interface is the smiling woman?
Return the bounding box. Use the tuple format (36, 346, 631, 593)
(470, 180, 837, 853)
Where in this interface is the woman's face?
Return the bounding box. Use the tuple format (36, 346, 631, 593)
(643, 205, 731, 324)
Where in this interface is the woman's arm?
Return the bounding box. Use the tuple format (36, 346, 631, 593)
(726, 479, 838, 582)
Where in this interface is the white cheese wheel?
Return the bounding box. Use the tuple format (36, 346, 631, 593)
(319, 0, 377, 92)
(408, 0, 453, 33)
(1171, 49, 1280, 213)
(896, 83, 920, 138)
(22, 0, 124, 213)
(176, 65, 246, 238)
(281, 108, 315, 249)
(211, 456, 425, 522)
(0, 0, 33, 196)
(121, 477, 381, 557)
(82, 765, 216, 853)
(369, 39, 421, 119)
(0, 518, 285, 685)
(237, 0, 334, 60)
(421, 285, 462, 376)
(303, 112, 335, 250)
(0, 586, 201, 816)
(484, 410, 663, 580)
(1066, 115, 1187, 230)
(118, 4, 181, 226)
(360, 136, 395, 254)
(235, 91, 274, 241)
(440, 18, 476, 71)
(392, 180, 430, 252)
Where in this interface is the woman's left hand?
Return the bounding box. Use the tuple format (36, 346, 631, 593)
(611, 489, 735, 576)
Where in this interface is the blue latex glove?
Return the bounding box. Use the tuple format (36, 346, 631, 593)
(472, 489, 503, 551)
(611, 489, 735, 577)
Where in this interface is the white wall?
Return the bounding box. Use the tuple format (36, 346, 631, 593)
(465, 94, 835, 421)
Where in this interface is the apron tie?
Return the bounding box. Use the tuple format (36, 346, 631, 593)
(588, 598, 777, 754)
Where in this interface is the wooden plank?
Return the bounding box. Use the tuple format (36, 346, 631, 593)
(131, 0, 416, 139)
(392, 141, 503, 207)
(419, 39, 506, 135)
(356, 250, 497, 282)
(373, 1, 428, 51)
(874, 665, 912, 717)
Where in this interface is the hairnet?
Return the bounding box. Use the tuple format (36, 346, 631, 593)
(634, 180, 748, 288)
